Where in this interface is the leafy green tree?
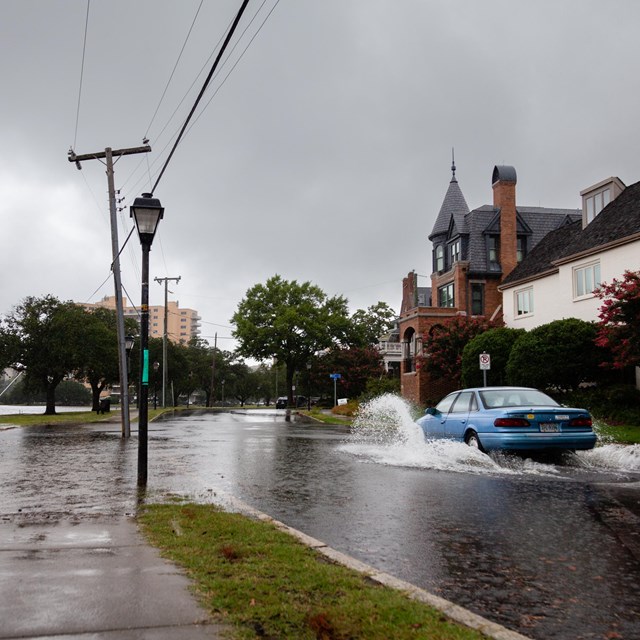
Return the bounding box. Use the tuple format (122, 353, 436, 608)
(0, 296, 92, 414)
(461, 327, 525, 387)
(253, 363, 275, 405)
(183, 338, 216, 406)
(232, 275, 350, 406)
(311, 347, 384, 401)
(506, 318, 602, 390)
(595, 270, 640, 369)
(421, 316, 495, 389)
(80, 308, 138, 411)
(348, 302, 396, 348)
(227, 362, 257, 406)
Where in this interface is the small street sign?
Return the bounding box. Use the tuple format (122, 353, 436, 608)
(329, 373, 341, 379)
(479, 352, 491, 370)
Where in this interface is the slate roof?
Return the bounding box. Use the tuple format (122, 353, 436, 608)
(465, 205, 581, 274)
(501, 179, 640, 286)
(500, 220, 583, 284)
(430, 177, 470, 239)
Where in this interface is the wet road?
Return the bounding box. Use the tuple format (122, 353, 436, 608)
(1, 409, 640, 639)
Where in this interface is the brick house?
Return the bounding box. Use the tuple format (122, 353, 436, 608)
(399, 163, 581, 406)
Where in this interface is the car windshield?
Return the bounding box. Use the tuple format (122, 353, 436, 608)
(479, 388, 559, 409)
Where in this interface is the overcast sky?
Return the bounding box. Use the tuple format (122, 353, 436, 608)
(1, 0, 639, 352)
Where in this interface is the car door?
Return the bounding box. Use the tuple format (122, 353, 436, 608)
(424, 392, 458, 438)
(443, 391, 474, 441)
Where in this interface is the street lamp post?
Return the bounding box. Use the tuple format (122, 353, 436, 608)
(306, 362, 312, 410)
(130, 193, 164, 488)
(221, 380, 225, 405)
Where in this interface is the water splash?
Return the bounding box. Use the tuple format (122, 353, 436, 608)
(340, 394, 640, 480)
(576, 443, 640, 472)
(342, 394, 513, 475)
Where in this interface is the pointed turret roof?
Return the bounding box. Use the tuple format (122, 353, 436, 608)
(429, 161, 470, 240)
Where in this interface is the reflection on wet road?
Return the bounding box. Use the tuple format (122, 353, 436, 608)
(1, 408, 639, 640)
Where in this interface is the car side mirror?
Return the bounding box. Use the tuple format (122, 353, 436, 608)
(425, 407, 439, 416)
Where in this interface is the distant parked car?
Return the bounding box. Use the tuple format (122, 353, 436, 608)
(275, 397, 288, 409)
(416, 386, 597, 453)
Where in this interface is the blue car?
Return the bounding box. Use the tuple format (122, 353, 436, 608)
(416, 386, 597, 453)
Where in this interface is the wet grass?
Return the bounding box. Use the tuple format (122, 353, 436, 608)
(0, 407, 168, 426)
(596, 422, 640, 444)
(0, 410, 108, 426)
(139, 503, 486, 640)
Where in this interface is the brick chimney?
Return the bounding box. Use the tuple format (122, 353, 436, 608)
(492, 165, 518, 278)
(400, 271, 418, 314)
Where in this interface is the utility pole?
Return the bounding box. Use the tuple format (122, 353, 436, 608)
(154, 275, 181, 407)
(209, 332, 217, 406)
(68, 144, 151, 438)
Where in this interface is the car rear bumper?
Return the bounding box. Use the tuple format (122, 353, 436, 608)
(479, 431, 597, 452)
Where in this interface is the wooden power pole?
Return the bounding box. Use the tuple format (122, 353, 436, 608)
(68, 144, 151, 437)
(153, 275, 181, 407)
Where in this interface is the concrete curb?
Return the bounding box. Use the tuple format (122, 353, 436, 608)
(209, 490, 531, 640)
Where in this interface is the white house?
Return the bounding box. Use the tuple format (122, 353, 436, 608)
(499, 176, 640, 385)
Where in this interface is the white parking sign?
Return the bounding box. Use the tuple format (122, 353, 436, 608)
(479, 352, 491, 370)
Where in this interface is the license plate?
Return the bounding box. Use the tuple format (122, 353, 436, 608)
(540, 423, 559, 433)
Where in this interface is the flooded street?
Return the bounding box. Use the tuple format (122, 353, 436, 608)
(1, 405, 640, 639)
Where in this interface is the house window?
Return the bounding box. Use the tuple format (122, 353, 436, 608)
(488, 235, 500, 269)
(438, 283, 455, 308)
(515, 288, 534, 316)
(517, 236, 527, 263)
(471, 283, 484, 315)
(585, 189, 611, 223)
(574, 262, 601, 298)
(450, 240, 461, 264)
(435, 245, 445, 272)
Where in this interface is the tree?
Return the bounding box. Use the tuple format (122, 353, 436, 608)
(80, 308, 137, 411)
(461, 327, 525, 387)
(347, 302, 396, 348)
(312, 346, 385, 400)
(0, 296, 92, 414)
(232, 275, 350, 406)
(421, 316, 495, 388)
(595, 270, 640, 369)
(506, 318, 602, 390)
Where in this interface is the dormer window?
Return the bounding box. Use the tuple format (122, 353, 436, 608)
(450, 240, 460, 264)
(580, 177, 625, 228)
(585, 189, 610, 223)
(435, 245, 445, 272)
(488, 235, 500, 270)
(516, 236, 527, 263)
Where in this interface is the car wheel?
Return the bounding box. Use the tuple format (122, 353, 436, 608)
(465, 430, 484, 452)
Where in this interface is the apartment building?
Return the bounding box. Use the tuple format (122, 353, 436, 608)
(85, 295, 201, 344)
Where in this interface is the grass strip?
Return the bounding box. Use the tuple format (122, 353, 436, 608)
(0, 410, 109, 426)
(139, 503, 486, 640)
(595, 422, 640, 444)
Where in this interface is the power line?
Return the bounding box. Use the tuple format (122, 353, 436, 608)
(73, 0, 91, 150)
(151, 0, 251, 193)
(186, 0, 281, 136)
(144, 0, 205, 139)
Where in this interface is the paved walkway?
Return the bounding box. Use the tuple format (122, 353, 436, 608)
(0, 516, 226, 639)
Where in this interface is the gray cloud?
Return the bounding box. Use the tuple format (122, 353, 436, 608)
(1, 0, 639, 351)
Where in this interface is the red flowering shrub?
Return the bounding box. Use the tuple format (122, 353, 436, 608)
(595, 270, 640, 369)
(421, 316, 496, 388)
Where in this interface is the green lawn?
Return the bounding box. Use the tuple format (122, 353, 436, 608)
(139, 503, 486, 640)
(594, 421, 640, 444)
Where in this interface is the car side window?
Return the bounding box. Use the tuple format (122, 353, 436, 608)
(435, 393, 458, 414)
(450, 391, 473, 413)
(469, 393, 478, 412)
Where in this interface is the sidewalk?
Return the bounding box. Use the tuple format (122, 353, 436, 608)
(0, 516, 226, 639)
